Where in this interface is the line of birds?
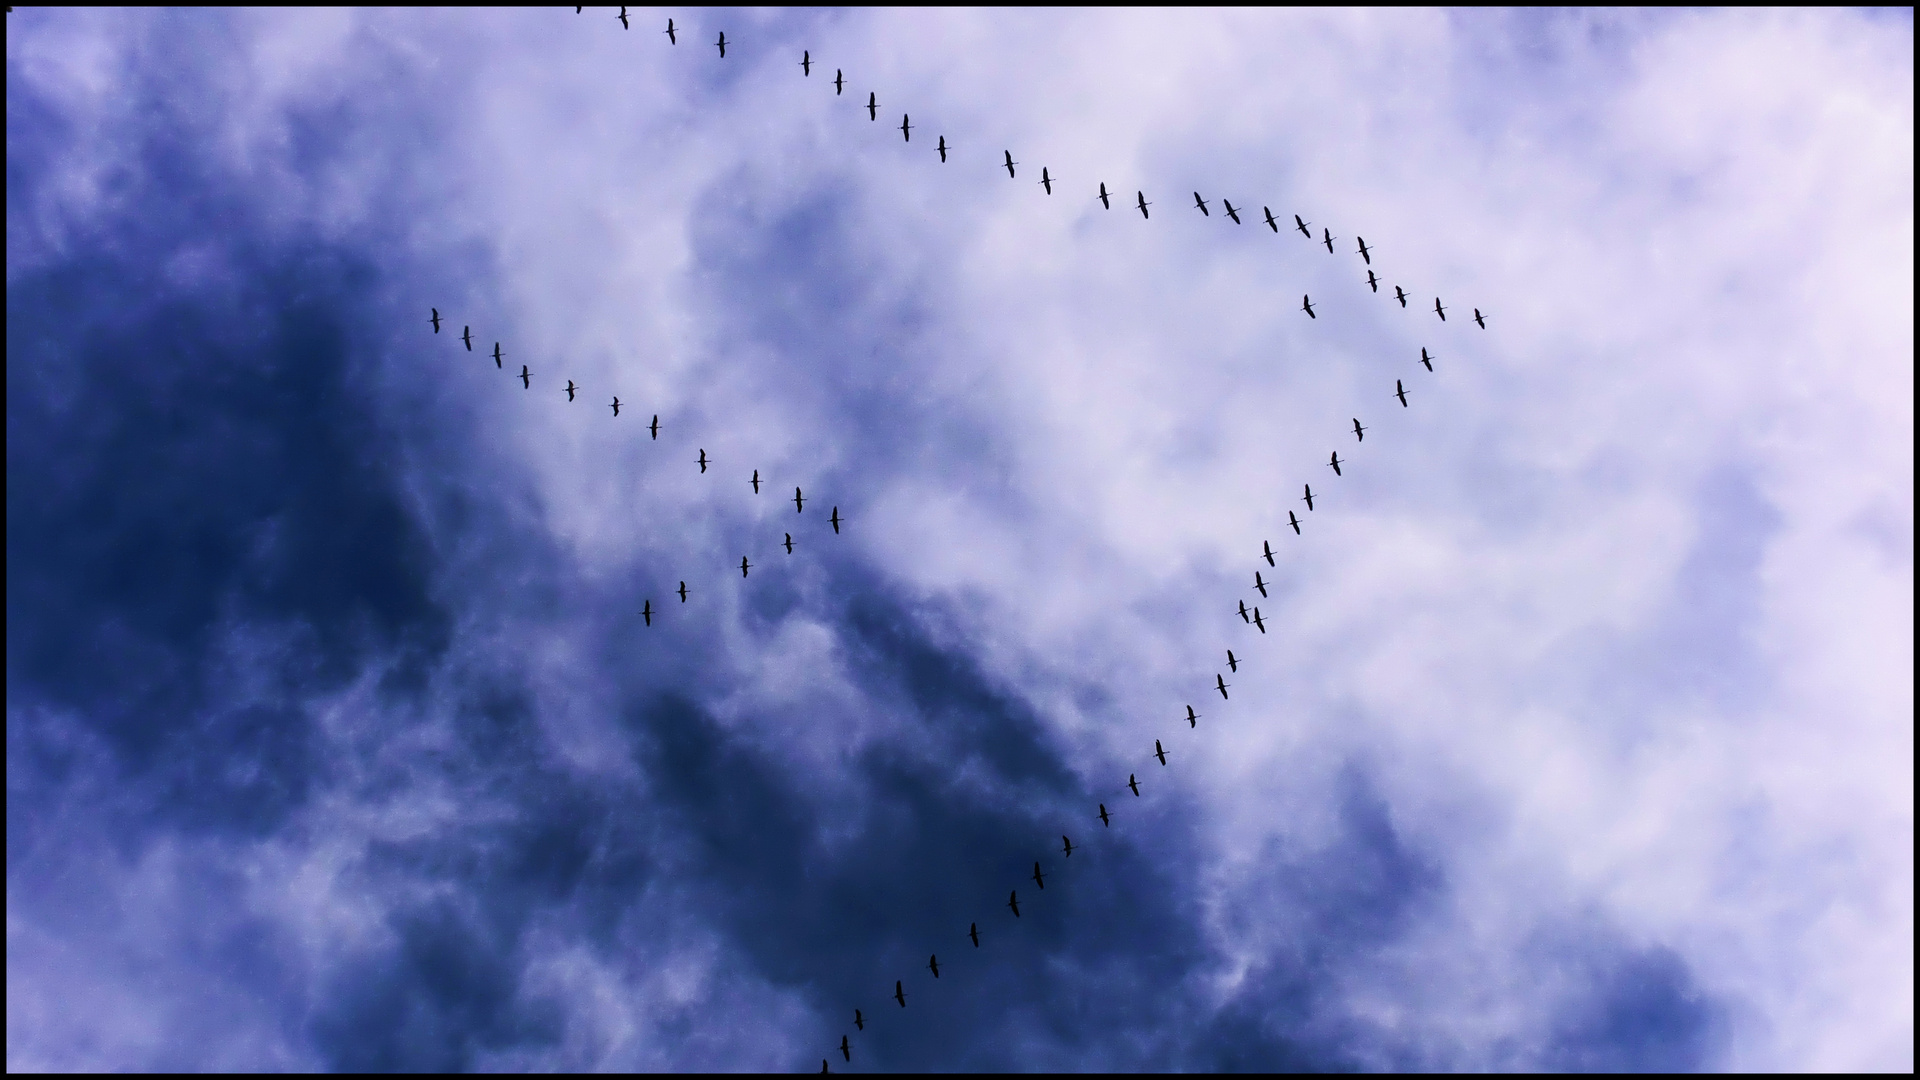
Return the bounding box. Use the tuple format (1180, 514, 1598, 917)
(425, 305, 846, 621)
(567, 12, 1493, 1070)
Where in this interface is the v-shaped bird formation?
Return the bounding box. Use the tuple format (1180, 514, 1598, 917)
(448, 12, 1501, 1072)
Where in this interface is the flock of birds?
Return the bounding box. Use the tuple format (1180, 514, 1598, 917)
(477, 11, 1493, 1072)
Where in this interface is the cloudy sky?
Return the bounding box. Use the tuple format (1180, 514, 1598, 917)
(6, 7, 1912, 1072)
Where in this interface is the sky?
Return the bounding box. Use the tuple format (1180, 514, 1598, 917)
(5, 7, 1913, 1073)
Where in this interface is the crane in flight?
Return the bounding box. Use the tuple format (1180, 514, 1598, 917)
(715, 31, 727, 57)
(867, 92, 877, 121)
(1474, 308, 1488, 329)
(1434, 297, 1447, 321)
(663, 17, 675, 43)
(1238, 599, 1250, 623)
(1420, 347, 1434, 372)
(1328, 451, 1343, 476)
(1136, 191, 1151, 219)
(783, 533, 795, 554)
(1040, 167, 1054, 194)
(1216, 674, 1230, 700)
(1394, 285, 1408, 308)
(1154, 740, 1168, 765)
(1227, 649, 1240, 673)
(894, 981, 906, 1007)
(430, 308, 441, 333)
(518, 365, 531, 389)
(793, 487, 806, 513)
(1356, 236, 1372, 263)
(1322, 227, 1336, 254)
(970, 922, 980, 947)
(1193, 192, 1210, 216)
(1366, 269, 1380, 293)
(1032, 862, 1046, 889)
(1062, 835, 1074, 858)
(1262, 540, 1277, 566)
(565, 379, 577, 402)
(1294, 214, 1311, 238)
(462, 325, 473, 351)
(1186, 704, 1200, 728)
(833, 69, 844, 94)
(1003, 151, 1018, 178)
(1128, 773, 1141, 796)
(751, 469, 761, 494)
(839, 1035, 849, 1062)
(1302, 484, 1316, 511)
(739, 555, 752, 578)
(640, 599, 652, 626)
(1352, 417, 1366, 441)
(1395, 380, 1410, 407)
(1222, 200, 1242, 224)
(649, 414, 660, 440)
(1007, 891, 1022, 917)
(1302, 295, 1316, 319)
(1254, 570, 1269, 597)
(900, 114, 911, 141)
(492, 342, 503, 368)
(1263, 206, 1280, 232)
(610, 397, 620, 416)
(1098, 183, 1112, 209)
(617, 6, 628, 29)
(677, 581, 689, 603)
(1252, 607, 1267, 634)
(1288, 510, 1302, 535)
(697, 449, 709, 473)
(800, 50, 810, 75)
(928, 954, 940, 978)
(1098, 803, 1111, 826)
(937, 136, 949, 162)
(830, 507, 842, 534)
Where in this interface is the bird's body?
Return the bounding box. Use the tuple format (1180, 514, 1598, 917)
(1353, 417, 1366, 441)
(1007, 891, 1021, 917)
(833, 70, 844, 94)
(1434, 297, 1446, 321)
(1226, 649, 1239, 673)
(1238, 599, 1250, 623)
(1154, 739, 1167, 765)
(1395, 380, 1410, 407)
(663, 18, 675, 43)
(1420, 347, 1434, 372)
(1040, 167, 1053, 194)
(1003, 150, 1017, 178)
(867, 92, 877, 121)
(800, 50, 810, 75)
(565, 379, 577, 402)
(1303, 484, 1315, 511)
(1263, 206, 1280, 232)
(740, 555, 751, 578)
(641, 599, 652, 626)
(430, 308, 441, 333)
(1252, 608, 1266, 633)
(1098, 182, 1112, 209)
(1098, 803, 1111, 825)
(611, 397, 620, 416)
(697, 449, 708, 473)
(1302, 294, 1316, 319)
(1356, 236, 1372, 263)
(1186, 705, 1200, 727)
(677, 581, 688, 603)
(1216, 674, 1230, 699)
(894, 981, 905, 1007)
(1222, 200, 1242, 224)
(492, 342, 503, 368)
(1366, 269, 1379, 293)
(1288, 510, 1302, 535)
(462, 326, 472, 350)
(518, 365, 531, 389)
(1394, 285, 1408, 308)
(1294, 214, 1311, 237)
(1032, 861, 1046, 889)
(783, 532, 794, 555)
(1262, 540, 1277, 566)
(1062, 835, 1074, 858)
(715, 31, 726, 57)
(751, 469, 761, 493)
(1193, 191, 1210, 216)
(649, 414, 660, 439)
(617, 6, 628, 29)
(936, 136, 948, 162)
(928, 954, 940, 978)
(1254, 571, 1268, 597)
(900, 114, 911, 141)
(1128, 773, 1141, 796)
(1136, 191, 1150, 218)
(969, 922, 980, 947)
(1474, 308, 1487, 329)
(793, 487, 805, 512)
(839, 1036, 849, 1062)
(829, 507, 841, 534)
(1329, 452, 1343, 476)
(1322, 227, 1336, 254)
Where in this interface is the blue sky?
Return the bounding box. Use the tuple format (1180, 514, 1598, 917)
(6, 7, 1912, 1072)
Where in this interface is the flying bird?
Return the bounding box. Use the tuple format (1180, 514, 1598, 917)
(1302, 484, 1315, 511)
(1154, 739, 1167, 765)
(1254, 571, 1268, 597)
(1222, 200, 1242, 224)
(1002, 150, 1017, 178)
(1263, 206, 1280, 232)
(793, 487, 805, 512)
(969, 922, 980, 947)
(430, 308, 441, 333)
(1128, 773, 1141, 796)
(739, 555, 751, 578)
(1302, 294, 1316, 319)
(1226, 649, 1240, 673)
(1262, 540, 1276, 566)
(492, 342, 503, 368)
(1238, 598, 1250, 623)
(937, 136, 949, 162)
(617, 6, 628, 29)
(1032, 862, 1046, 889)
(1136, 190, 1151, 219)
(1098, 803, 1111, 826)
(649, 414, 660, 439)
(830, 506, 842, 533)
(697, 449, 708, 473)
(677, 580, 688, 603)
(1434, 297, 1447, 321)
(833, 69, 844, 94)
(894, 981, 906, 1007)
(611, 397, 620, 416)
(853, 1009, 864, 1031)
(751, 469, 761, 493)
(1216, 673, 1230, 700)
(1252, 607, 1267, 633)
(1007, 891, 1021, 917)
(663, 17, 675, 43)
(1395, 380, 1410, 407)
(783, 532, 794, 554)
(1098, 182, 1112, 209)
(640, 599, 652, 626)
(1062, 835, 1074, 858)
(1353, 417, 1366, 441)
(1040, 167, 1053, 194)
(1193, 192, 1210, 216)
(1366, 269, 1380, 293)
(715, 31, 726, 57)
(1474, 307, 1488, 329)
(1186, 704, 1200, 728)
(1322, 227, 1336, 254)
(867, 92, 877, 121)
(462, 325, 472, 351)
(519, 365, 531, 389)
(840, 1035, 849, 1062)
(1329, 451, 1343, 476)
(1356, 236, 1372, 263)
(1288, 510, 1302, 535)
(800, 50, 810, 75)
(928, 954, 940, 978)
(1394, 285, 1408, 308)
(565, 379, 577, 402)
(1420, 347, 1434, 372)
(1294, 213, 1311, 237)
(900, 114, 915, 144)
